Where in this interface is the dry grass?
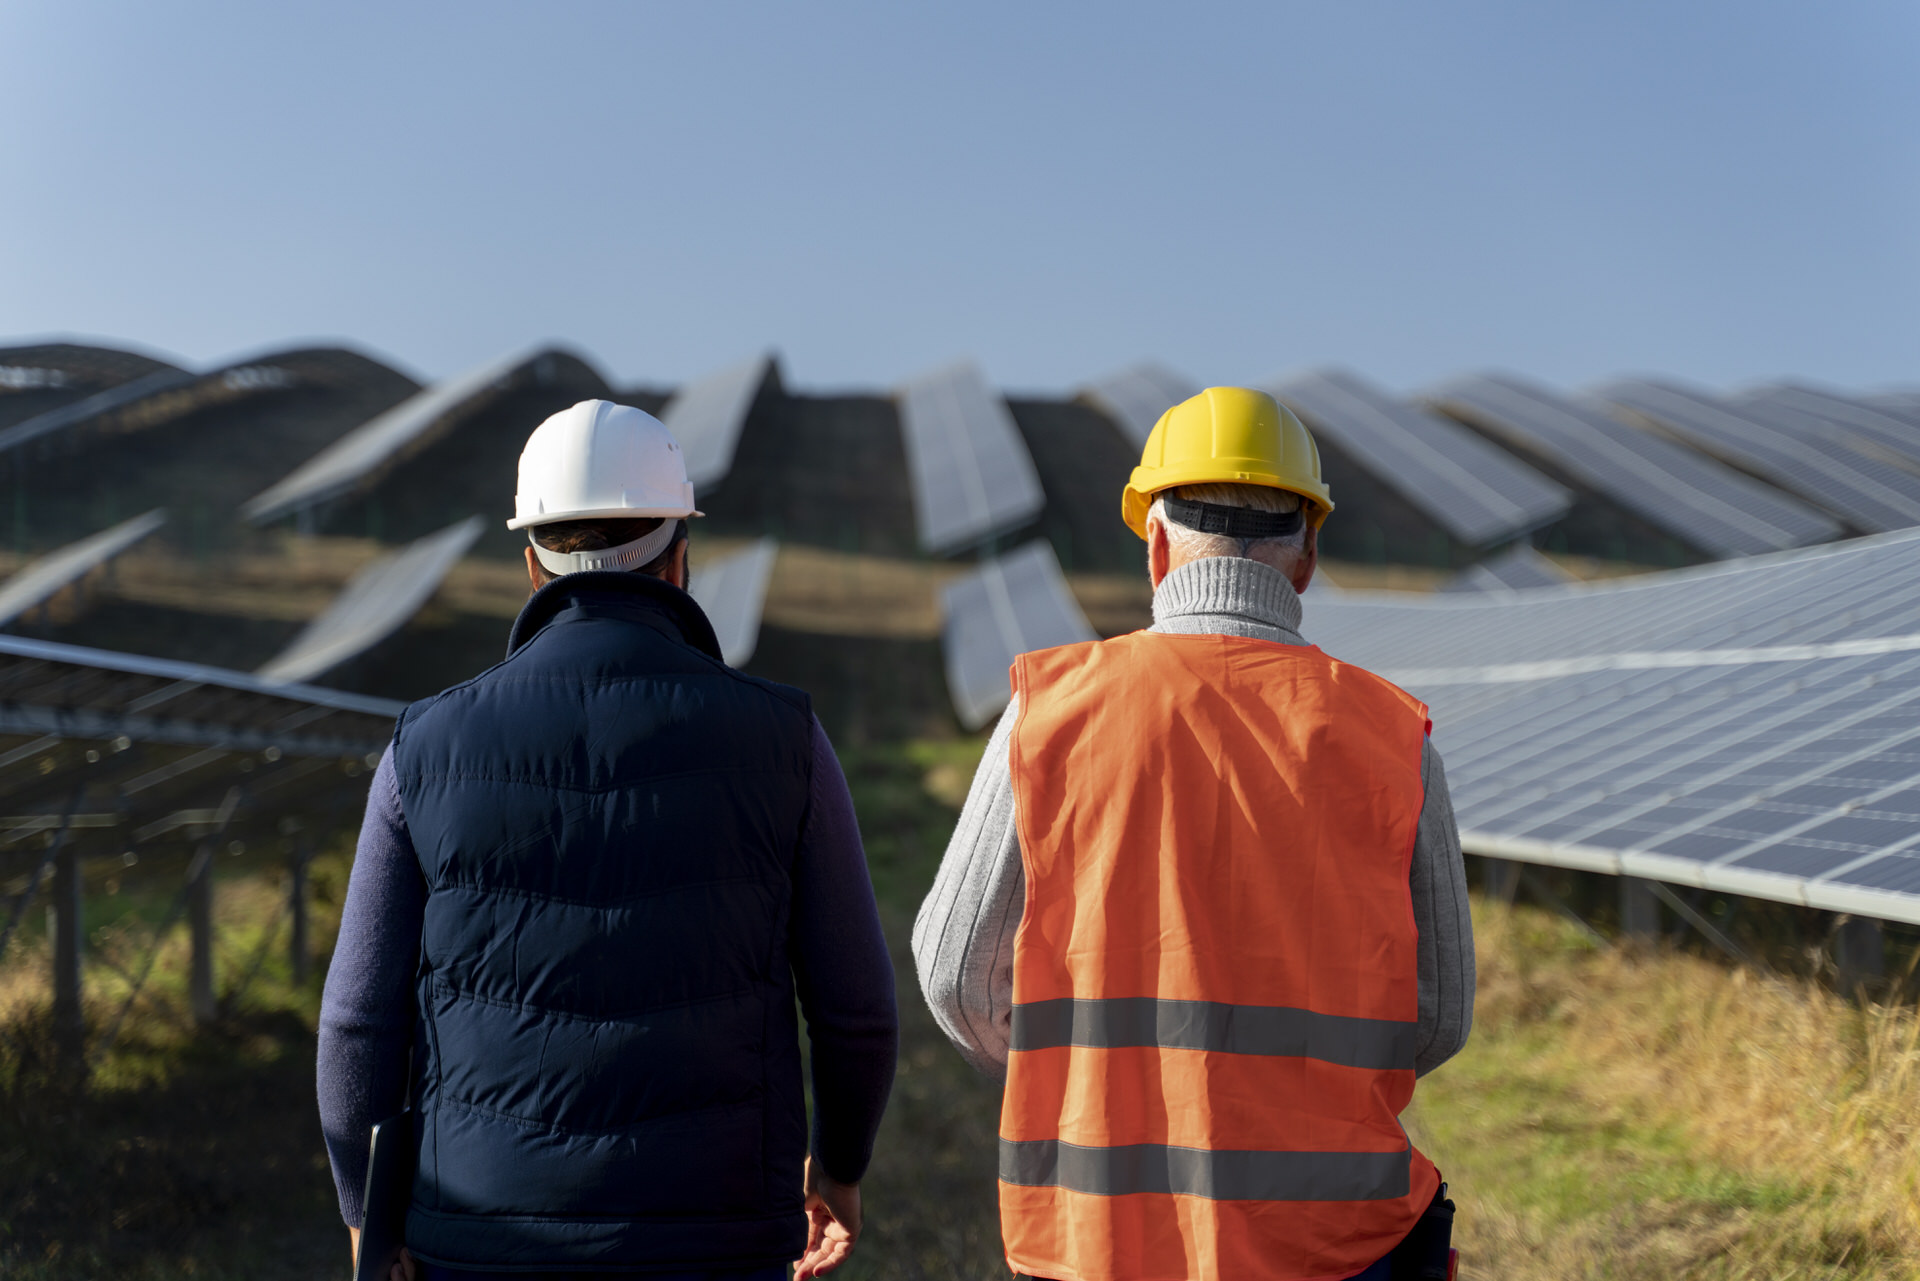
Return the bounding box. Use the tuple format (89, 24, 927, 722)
(1315, 560, 1455, 592)
(0, 848, 355, 1278)
(1416, 902, 1920, 1280)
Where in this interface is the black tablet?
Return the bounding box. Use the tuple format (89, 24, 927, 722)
(355, 1110, 414, 1281)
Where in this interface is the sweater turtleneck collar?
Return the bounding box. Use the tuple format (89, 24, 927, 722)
(1150, 555, 1307, 642)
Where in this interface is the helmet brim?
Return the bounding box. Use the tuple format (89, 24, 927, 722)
(506, 505, 704, 531)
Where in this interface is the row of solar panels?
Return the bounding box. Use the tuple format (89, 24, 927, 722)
(0, 347, 417, 449)
(1306, 530, 1920, 927)
(2, 343, 1048, 561)
(16, 343, 1920, 928)
(940, 528, 1920, 926)
(13, 339, 1920, 570)
(1088, 365, 1920, 561)
(0, 628, 405, 903)
(10, 340, 1919, 737)
(15, 525, 1920, 931)
(0, 507, 779, 686)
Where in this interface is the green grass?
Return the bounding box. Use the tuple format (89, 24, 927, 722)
(1411, 907, 1919, 1280)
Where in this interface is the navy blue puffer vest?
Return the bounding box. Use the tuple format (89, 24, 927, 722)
(390, 572, 814, 1270)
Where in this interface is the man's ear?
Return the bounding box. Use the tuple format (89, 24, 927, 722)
(525, 546, 545, 596)
(667, 541, 689, 591)
(1147, 517, 1172, 590)
(1290, 525, 1319, 595)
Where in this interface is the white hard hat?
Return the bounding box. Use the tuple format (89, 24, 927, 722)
(507, 399, 703, 531)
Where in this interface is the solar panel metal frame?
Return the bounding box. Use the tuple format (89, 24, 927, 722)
(897, 361, 1047, 556)
(1428, 374, 1841, 557)
(0, 509, 168, 627)
(255, 516, 485, 685)
(1081, 361, 1201, 449)
(242, 346, 552, 524)
(663, 354, 773, 493)
(940, 539, 1096, 731)
(1265, 368, 1572, 548)
(1595, 379, 1920, 534)
(1303, 530, 1920, 924)
(0, 633, 401, 758)
(0, 639, 401, 940)
(688, 538, 779, 668)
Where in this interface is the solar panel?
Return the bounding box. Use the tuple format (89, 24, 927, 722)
(689, 538, 778, 668)
(1429, 374, 1841, 557)
(0, 343, 182, 391)
(1596, 379, 1920, 533)
(1081, 361, 1201, 449)
(0, 354, 315, 458)
(1265, 368, 1571, 548)
(1865, 393, 1920, 423)
(940, 540, 1096, 730)
(897, 362, 1047, 556)
(0, 510, 167, 627)
(0, 632, 400, 757)
(1735, 384, 1920, 475)
(663, 354, 774, 493)
(0, 632, 400, 1008)
(1305, 530, 1920, 924)
(255, 516, 484, 685)
(0, 366, 72, 392)
(242, 346, 553, 524)
(1439, 544, 1573, 594)
(0, 369, 197, 456)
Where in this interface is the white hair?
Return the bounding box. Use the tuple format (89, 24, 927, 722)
(1148, 482, 1309, 570)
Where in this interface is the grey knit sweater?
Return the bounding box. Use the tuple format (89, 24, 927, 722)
(912, 554, 1475, 1080)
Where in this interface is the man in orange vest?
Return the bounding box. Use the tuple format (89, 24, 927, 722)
(915, 387, 1475, 1281)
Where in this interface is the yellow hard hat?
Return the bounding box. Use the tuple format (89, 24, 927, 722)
(1121, 386, 1334, 539)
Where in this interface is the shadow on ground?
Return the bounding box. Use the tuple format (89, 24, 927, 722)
(0, 1007, 342, 1279)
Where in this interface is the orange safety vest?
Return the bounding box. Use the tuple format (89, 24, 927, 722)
(1002, 631, 1439, 1281)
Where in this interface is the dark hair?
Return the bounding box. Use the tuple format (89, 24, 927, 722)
(531, 517, 687, 578)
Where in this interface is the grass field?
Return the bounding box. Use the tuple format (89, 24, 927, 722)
(4, 733, 1919, 1278)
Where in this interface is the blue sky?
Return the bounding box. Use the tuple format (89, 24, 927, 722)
(2, 2, 1915, 395)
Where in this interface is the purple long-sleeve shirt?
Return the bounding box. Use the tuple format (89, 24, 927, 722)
(317, 718, 898, 1227)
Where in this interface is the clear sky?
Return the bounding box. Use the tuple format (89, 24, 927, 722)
(3, 2, 1915, 396)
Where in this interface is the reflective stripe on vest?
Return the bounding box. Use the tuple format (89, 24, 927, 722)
(1011, 997, 1416, 1070)
(1002, 631, 1440, 1281)
(1001, 1138, 1412, 1202)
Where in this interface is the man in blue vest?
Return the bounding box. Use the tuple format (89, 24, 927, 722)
(319, 400, 899, 1280)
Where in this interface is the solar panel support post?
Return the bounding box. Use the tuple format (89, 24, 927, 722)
(289, 836, 311, 987)
(187, 842, 216, 1025)
(1619, 877, 1661, 942)
(189, 786, 242, 1024)
(1833, 916, 1884, 998)
(1482, 857, 1521, 905)
(1517, 866, 1610, 949)
(1642, 880, 1756, 971)
(49, 834, 84, 1064)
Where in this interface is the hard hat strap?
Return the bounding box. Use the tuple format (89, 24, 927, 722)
(528, 520, 680, 577)
(1163, 496, 1303, 540)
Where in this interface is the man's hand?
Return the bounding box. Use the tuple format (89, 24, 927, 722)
(347, 1226, 416, 1281)
(794, 1156, 861, 1279)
